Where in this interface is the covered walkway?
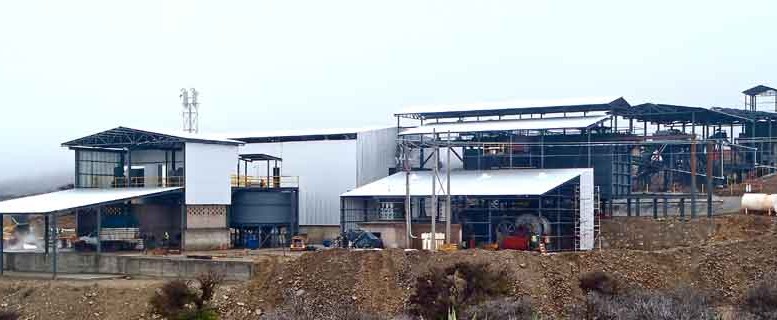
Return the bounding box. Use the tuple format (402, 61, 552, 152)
(0, 187, 183, 278)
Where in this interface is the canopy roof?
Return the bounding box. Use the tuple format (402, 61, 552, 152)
(62, 127, 242, 149)
(0, 187, 182, 215)
(239, 153, 282, 162)
(341, 168, 589, 197)
(743, 85, 777, 96)
(398, 115, 607, 136)
(615, 104, 756, 125)
(396, 97, 629, 120)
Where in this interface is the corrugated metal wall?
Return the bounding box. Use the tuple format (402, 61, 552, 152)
(240, 127, 397, 226)
(241, 140, 358, 226)
(356, 127, 399, 186)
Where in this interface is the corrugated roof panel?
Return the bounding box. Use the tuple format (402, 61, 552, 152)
(0, 187, 182, 214)
(341, 168, 589, 197)
(398, 115, 608, 136)
(399, 97, 621, 115)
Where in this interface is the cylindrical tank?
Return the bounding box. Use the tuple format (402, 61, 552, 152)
(741, 193, 771, 213)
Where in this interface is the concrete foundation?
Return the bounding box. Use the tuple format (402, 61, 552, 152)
(1, 252, 255, 281)
(184, 229, 231, 250)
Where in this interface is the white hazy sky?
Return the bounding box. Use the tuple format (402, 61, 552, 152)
(0, 0, 776, 182)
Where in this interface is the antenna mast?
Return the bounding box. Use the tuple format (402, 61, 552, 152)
(180, 88, 199, 133)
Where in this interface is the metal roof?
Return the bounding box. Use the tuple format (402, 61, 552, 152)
(398, 115, 608, 136)
(239, 153, 282, 162)
(616, 103, 754, 125)
(62, 127, 242, 148)
(0, 187, 182, 215)
(226, 126, 394, 143)
(743, 85, 777, 96)
(341, 168, 589, 197)
(396, 97, 629, 120)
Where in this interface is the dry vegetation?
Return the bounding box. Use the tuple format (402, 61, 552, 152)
(2, 214, 777, 319)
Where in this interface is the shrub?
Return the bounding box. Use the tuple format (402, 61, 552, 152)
(460, 297, 537, 320)
(741, 275, 777, 319)
(574, 287, 718, 320)
(408, 262, 511, 319)
(579, 271, 619, 296)
(150, 280, 198, 318)
(149, 270, 224, 320)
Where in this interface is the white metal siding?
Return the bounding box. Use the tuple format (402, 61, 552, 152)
(241, 140, 358, 226)
(184, 143, 237, 205)
(578, 168, 595, 250)
(356, 127, 399, 186)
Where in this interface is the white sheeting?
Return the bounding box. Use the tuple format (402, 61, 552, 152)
(398, 115, 608, 136)
(341, 168, 587, 197)
(0, 187, 182, 214)
(399, 97, 621, 115)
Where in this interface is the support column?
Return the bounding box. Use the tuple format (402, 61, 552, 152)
(707, 141, 714, 218)
(51, 213, 57, 280)
(635, 198, 640, 217)
(691, 115, 697, 218)
(627, 198, 632, 217)
(652, 197, 658, 219)
(180, 201, 186, 251)
(96, 208, 102, 254)
(44, 215, 49, 254)
(663, 197, 668, 217)
(1, 213, 3, 275)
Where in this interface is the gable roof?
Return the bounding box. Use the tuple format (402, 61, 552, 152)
(62, 127, 242, 148)
(743, 85, 777, 96)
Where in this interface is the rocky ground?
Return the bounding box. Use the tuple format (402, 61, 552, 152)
(0, 214, 775, 319)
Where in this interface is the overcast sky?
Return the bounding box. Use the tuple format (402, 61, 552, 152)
(1, 0, 776, 183)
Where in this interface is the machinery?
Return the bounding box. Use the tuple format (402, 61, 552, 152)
(290, 235, 307, 251)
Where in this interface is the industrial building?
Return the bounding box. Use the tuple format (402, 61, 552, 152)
(229, 127, 398, 242)
(2, 85, 777, 268)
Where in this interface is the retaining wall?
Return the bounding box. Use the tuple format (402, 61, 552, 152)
(1, 252, 256, 281)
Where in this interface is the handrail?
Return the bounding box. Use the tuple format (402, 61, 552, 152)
(80, 176, 185, 188)
(231, 175, 299, 188)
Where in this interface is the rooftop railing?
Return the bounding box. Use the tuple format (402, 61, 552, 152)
(231, 175, 299, 188)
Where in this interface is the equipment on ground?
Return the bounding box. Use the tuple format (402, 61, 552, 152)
(290, 236, 307, 251)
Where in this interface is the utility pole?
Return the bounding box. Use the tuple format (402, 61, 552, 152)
(445, 132, 452, 245)
(431, 131, 438, 251)
(404, 141, 412, 248)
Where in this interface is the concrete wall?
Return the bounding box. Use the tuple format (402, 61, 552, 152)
(186, 205, 227, 228)
(1, 252, 255, 280)
(184, 229, 231, 251)
(184, 205, 229, 250)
